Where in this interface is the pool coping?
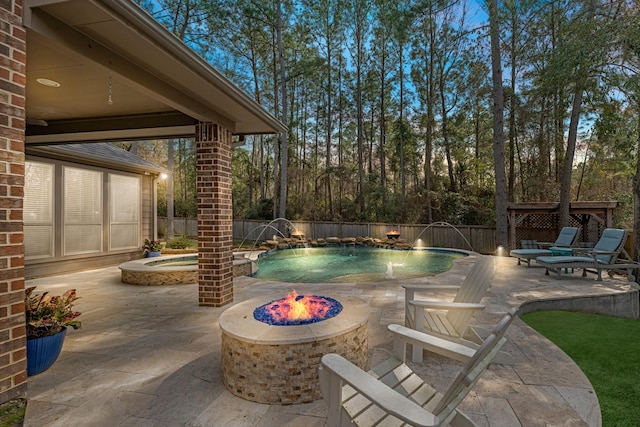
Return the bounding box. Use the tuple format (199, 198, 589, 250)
(118, 252, 262, 285)
(118, 252, 258, 273)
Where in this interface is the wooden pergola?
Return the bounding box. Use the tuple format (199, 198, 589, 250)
(508, 201, 618, 250)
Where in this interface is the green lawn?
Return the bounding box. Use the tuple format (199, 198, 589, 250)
(521, 311, 640, 427)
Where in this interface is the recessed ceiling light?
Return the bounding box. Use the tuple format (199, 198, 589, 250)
(36, 78, 61, 88)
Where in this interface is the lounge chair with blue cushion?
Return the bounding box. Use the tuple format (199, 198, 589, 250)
(535, 228, 628, 281)
(509, 226, 579, 267)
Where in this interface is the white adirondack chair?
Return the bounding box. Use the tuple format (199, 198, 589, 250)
(404, 256, 496, 362)
(319, 309, 517, 427)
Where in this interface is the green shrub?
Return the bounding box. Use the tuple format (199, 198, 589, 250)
(166, 235, 196, 249)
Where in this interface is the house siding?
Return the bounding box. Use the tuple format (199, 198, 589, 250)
(0, 0, 28, 402)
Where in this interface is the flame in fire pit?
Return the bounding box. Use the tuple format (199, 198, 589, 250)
(253, 290, 343, 326)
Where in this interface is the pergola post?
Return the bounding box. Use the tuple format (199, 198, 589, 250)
(0, 0, 28, 401)
(196, 123, 234, 307)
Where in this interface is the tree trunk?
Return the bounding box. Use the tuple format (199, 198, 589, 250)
(314, 104, 320, 217)
(559, 0, 598, 228)
(276, 0, 288, 220)
(425, 7, 435, 223)
(338, 53, 344, 216)
(634, 112, 640, 262)
(271, 31, 280, 219)
(558, 87, 583, 227)
(250, 42, 262, 207)
(508, 6, 517, 202)
(537, 96, 548, 201)
(399, 42, 406, 219)
(259, 136, 266, 199)
(379, 48, 387, 193)
(474, 100, 481, 190)
(369, 104, 375, 174)
(326, 43, 333, 218)
(356, 12, 365, 216)
(488, 0, 509, 250)
(440, 81, 456, 193)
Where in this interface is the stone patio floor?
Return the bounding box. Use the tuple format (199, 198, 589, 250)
(23, 254, 639, 426)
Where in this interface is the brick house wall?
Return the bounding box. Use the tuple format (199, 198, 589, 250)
(0, 0, 28, 402)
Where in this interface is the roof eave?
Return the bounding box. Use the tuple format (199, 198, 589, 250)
(23, 0, 287, 136)
(97, 0, 287, 135)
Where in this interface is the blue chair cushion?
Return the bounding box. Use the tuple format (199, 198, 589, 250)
(536, 255, 603, 265)
(510, 249, 551, 257)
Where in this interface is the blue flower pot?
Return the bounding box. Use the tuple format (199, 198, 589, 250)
(146, 251, 161, 258)
(27, 326, 67, 376)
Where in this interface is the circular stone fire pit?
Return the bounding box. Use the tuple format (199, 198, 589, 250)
(219, 294, 369, 404)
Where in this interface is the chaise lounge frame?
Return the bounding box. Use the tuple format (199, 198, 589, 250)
(509, 226, 579, 267)
(535, 228, 636, 281)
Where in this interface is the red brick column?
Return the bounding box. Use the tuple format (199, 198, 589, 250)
(196, 123, 234, 306)
(0, 0, 28, 402)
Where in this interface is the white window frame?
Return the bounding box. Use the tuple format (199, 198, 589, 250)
(24, 161, 54, 260)
(62, 166, 103, 256)
(109, 173, 141, 251)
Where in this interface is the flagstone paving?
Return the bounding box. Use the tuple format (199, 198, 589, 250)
(23, 254, 638, 426)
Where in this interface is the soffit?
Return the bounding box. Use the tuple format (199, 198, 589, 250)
(24, 0, 285, 144)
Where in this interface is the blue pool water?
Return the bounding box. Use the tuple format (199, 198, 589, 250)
(252, 247, 467, 283)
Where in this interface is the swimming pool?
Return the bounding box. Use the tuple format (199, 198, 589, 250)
(252, 247, 467, 283)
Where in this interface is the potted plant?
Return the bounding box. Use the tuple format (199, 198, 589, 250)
(25, 287, 82, 376)
(144, 238, 162, 257)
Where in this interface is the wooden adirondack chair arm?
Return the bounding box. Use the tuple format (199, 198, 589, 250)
(408, 300, 486, 310)
(320, 354, 441, 427)
(388, 323, 476, 362)
(402, 284, 462, 292)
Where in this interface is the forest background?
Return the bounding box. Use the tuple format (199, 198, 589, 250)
(122, 0, 640, 238)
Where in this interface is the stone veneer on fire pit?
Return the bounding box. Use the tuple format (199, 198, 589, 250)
(219, 294, 369, 404)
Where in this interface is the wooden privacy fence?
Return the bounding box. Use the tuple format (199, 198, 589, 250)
(158, 217, 199, 238)
(158, 218, 498, 254)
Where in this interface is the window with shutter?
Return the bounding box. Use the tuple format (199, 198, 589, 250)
(63, 167, 102, 255)
(24, 161, 54, 259)
(109, 174, 140, 250)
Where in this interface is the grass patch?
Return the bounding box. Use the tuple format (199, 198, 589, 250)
(521, 311, 640, 427)
(0, 398, 25, 427)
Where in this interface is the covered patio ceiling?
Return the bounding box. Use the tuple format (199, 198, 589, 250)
(23, 0, 286, 144)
